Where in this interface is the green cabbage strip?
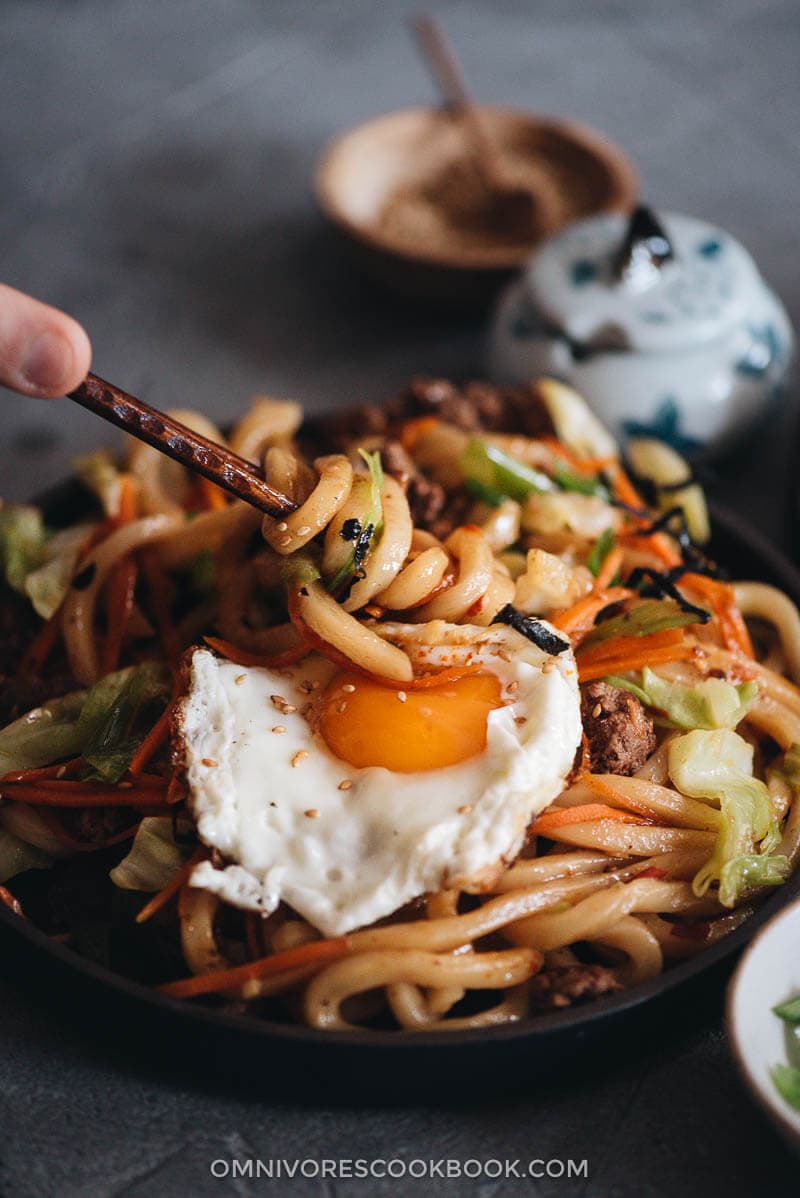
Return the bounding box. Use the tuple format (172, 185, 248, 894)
(0, 691, 87, 776)
(604, 668, 758, 730)
(0, 663, 169, 786)
(0, 503, 96, 619)
(24, 522, 96, 619)
(668, 729, 789, 907)
(0, 505, 48, 593)
(78, 662, 170, 783)
(110, 816, 194, 892)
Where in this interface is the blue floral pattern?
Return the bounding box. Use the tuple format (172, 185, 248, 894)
(622, 398, 701, 454)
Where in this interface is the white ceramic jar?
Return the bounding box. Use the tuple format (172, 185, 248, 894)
(489, 207, 793, 456)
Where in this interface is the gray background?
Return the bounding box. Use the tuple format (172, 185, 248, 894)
(0, 0, 798, 1194)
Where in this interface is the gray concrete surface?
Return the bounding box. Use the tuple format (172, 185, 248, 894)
(0, 1, 798, 1194)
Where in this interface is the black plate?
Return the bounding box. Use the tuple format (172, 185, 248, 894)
(2, 499, 800, 1100)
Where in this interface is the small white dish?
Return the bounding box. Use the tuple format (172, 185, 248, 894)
(727, 896, 800, 1150)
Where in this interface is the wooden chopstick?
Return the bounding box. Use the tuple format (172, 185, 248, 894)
(67, 373, 297, 517)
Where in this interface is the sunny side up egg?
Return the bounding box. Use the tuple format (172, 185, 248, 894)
(175, 621, 582, 937)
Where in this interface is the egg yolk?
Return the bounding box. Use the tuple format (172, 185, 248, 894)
(318, 670, 504, 772)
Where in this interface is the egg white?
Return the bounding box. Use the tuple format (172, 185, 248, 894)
(177, 622, 581, 937)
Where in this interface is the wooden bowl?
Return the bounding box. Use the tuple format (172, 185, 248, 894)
(314, 105, 638, 308)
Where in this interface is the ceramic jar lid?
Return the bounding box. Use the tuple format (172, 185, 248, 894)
(524, 207, 767, 354)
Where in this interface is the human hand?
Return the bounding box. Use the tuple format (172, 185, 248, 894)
(0, 283, 91, 398)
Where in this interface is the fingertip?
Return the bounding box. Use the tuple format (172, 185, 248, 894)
(19, 314, 92, 399)
(60, 315, 92, 394)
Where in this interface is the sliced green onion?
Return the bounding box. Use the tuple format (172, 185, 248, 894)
(586, 528, 616, 578)
(325, 449, 384, 597)
(465, 478, 505, 508)
(586, 599, 702, 644)
(459, 439, 553, 503)
(553, 464, 610, 500)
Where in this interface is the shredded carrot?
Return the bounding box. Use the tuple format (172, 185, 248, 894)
(578, 643, 694, 682)
(128, 705, 173, 778)
(100, 475, 140, 674)
(551, 587, 632, 640)
(114, 474, 139, 524)
(158, 934, 349, 999)
(135, 849, 205, 925)
(540, 438, 616, 476)
(140, 547, 181, 662)
(166, 775, 187, 806)
(16, 609, 62, 679)
(608, 463, 646, 512)
(578, 626, 686, 665)
(593, 546, 625, 593)
(0, 774, 166, 792)
(0, 780, 170, 807)
(399, 415, 440, 452)
(0, 757, 82, 784)
(198, 475, 229, 511)
(203, 635, 309, 670)
(620, 529, 681, 568)
(532, 803, 643, 835)
(681, 573, 754, 658)
(102, 556, 138, 674)
(0, 885, 23, 916)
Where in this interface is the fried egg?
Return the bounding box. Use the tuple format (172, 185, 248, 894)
(176, 621, 581, 937)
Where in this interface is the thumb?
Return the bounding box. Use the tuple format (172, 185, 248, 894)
(0, 283, 92, 399)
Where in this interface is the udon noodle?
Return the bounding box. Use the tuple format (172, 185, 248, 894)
(1, 377, 799, 1033)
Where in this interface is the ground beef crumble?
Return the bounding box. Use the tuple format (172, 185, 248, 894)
(529, 963, 622, 1011)
(580, 680, 657, 776)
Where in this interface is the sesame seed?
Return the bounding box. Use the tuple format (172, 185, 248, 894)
(271, 725, 287, 734)
(277, 522, 289, 532)
(542, 660, 554, 674)
(234, 674, 247, 686)
(201, 758, 218, 768)
(299, 680, 314, 694)
(291, 750, 309, 768)
(118, 780, 133, 789)
(297, 525, 312, 536)
(270, 694, 297, 714)
(304, 808, 320, 819)
(457, 804, 473, 815)
(341, 683, 355, 693)
(506, 681, 519, 694)
(279, 536, 292, 548)
(337, 701, 348, 714)
(338, 779, 353, 791)
(397, 691, 407, 703)
(514, 716, 527, 726)
(592, 703, 603, 718)
(300, 702, 313, 717)
(56, 765, 67, 779)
